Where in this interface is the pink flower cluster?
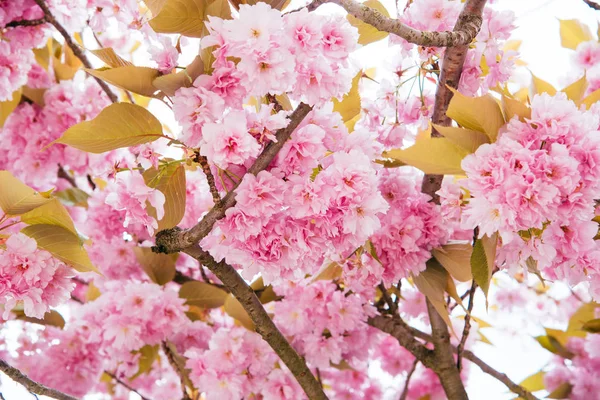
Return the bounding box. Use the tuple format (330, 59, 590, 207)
(0, 233, 74, 319)
(272, 280, 375, 369)
(185, 325, 302, 400)
(372, 169, 449, 282)
(203, 4, 357, 104)
(458, 92, 600, 288)
(0, 78, 112, 190)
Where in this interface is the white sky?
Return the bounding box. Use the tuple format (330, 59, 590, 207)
(1, 1, 598, 399)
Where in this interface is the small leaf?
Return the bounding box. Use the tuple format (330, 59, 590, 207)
(131, 345, 159, 380)
(0, 171, 52, 215)
(432, 244, 473, 282)
(312, 262, 343, 281)
(143, 163, 186, 230)
(471, 233, 497, 301)
(52, 103, 163, 153)
(383, 137, 469, 175)
(90, 48, 133, 68)
(501, 95, 531, 122)
(413, 259, 453, 330)
(149, 0, 207, 37)
(20, 198, 77, 236)
(531, 73, 557, 96)
(14, 309, 66, 329)
(562, 74, 588, 103)
(85, 66, 161, 97)
(153, 56, 204, 96)
(0, 89, 21, 128)
(55, 187, 90, 207)
(568, 302, 599, 333)
(179, 281, 228, 308)
(535, 333, 574, 359)
(547, 382, 573, 399)
(559, 19, 593, 50)
(86, 281, 101, 302)
(582, 318, 600, 333)
(446, 88, 505, 141)
(21, 224, 98, 273)
(433, 124, 490, 153)
(347, 0, 389, 45)
(224, 294, 255, 330)
(519, 371, 545, 392)
(333, 71, 362, 128)
(582, 88, 600, 109)
(21, 87, 46, 106)
(133, 247, 177, 285)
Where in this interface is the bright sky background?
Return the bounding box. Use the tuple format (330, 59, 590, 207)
(1, 1, 598, 399)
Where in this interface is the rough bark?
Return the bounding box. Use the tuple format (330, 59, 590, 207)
(0, 359, 80, 400)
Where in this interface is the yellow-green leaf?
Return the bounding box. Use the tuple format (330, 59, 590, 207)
(145, 0, 168, 14)
(20, 198, 77, 236)
(21, 224, 98, 273)
(413, 259, 453, 330)
(133, 247, 177, 285)
(432, 243, 473, 282)
(52, 103, 163, 153)
(179, 281, 228, 308)
(559, 19, 593, 50)
(562, 75, 588, 103)
(0, 89, 21, 128)
(90, 48, 133, 68)
(567, 302, 599, 333)
(531, 73, 557, 96)
(224, 294, 255, 330)
(547, 382, 573, 399)
(229, 0, 290, 10)
(149, 0, 207, 37)
(433, 124, 490, 153)
(583, 88, 600, 109)
(582, 318, 600, 333)
(382, 137, 469, 175)
(471, 233, 497, 300)
(347, 0, 389, 45)
(519, 371, 545, 392)
(86, 281, 101, 302)
(21, 87, 46, 107)
(85, 66, 161, 97)
(153, 56, 204, 96)
(333, 71, 361, 127)
(312, 262, 343, 281)
(55, 187, 90, 207)
(0, 171, 52, 215)
(143, 163, 186, 230)
(131, 345, 159, 380)
(501, 95, 531, 122)
(14, 309, 66, 329)
(206, 0, 232, 19)
(446, 88, 505, 141)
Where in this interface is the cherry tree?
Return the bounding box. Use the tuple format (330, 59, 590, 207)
(0, 0, 599, 399)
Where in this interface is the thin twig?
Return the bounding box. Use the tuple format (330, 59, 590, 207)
(5, 18, 47, 28)
(32, 0, 118, 103)
(184, 246, 328, 400)
(104, 371, 151, 400)
(456, 281, 477, 370)
(307, 0, 482, 47)
(583, 0, 600, 10)
(0, 359, 79, 400)
(399, 359, 418, 400)
(161, 342, 191, 400)
(378, 283, 397, 314)
(57, 164, 78, 188)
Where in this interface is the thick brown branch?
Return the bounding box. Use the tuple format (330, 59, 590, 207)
(367, 315, 435, 369)
(5, 18, 47, 28)
(308, 0, 482, 47)
(32, 0, 118, 103)
(154, 103, 313, 254)
(583, 0, 600, 10)
(0, 359, 79, 400)
(183, 245, 327, 400)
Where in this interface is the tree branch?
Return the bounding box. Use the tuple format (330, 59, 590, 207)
(456, 281, 477, 370)
(154, 103, 313, 254)
(183, 245, 328, 400)
(307, 0, 482, 47)
(161, 342, 191, 400)
(5, 18, 47, 28)
(32, 0, 118, 103)
(196, 155, 221, 206)
(399, 359, 418, 400)
(0, 359, 79, 400)
(104, 371, 152, 400)
(583, 0, 600, 10)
